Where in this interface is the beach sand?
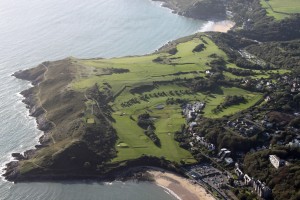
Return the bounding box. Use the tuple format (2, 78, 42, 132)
(148, 170, 215, 200)
(212, 20, 235, 32)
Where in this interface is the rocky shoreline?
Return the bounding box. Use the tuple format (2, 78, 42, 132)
(3, 67, 54, 181)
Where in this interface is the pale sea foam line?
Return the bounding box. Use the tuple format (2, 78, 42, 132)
(0, 153, 18, 183)
(104, 182, 113, 186)
(1, 82, 42, 179)
(157, 184, 182, 200)
(198, 21, 214, 32)
(149, 0, 173, 13)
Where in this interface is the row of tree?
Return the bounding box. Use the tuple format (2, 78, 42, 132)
(137, 113, 161, 147)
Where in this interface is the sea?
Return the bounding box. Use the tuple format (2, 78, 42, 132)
(0, 0, 207, 199)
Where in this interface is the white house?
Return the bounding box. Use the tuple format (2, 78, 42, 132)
(269, 155, 285, 169)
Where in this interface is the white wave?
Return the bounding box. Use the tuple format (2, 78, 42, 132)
(157, 184, 182, 200)
(198, 21, 214, 32)
(104, 182, 113, 186)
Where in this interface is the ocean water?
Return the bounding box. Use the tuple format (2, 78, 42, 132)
(0, 0, 206, 199)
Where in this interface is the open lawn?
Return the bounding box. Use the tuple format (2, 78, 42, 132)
(260, 0, 300, 20)
(70, 34, 263, 163)
(203, 87, 263, 118)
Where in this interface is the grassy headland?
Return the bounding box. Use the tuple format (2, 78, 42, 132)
(5, 33, 266, 181)
(260, 0, 300, 20)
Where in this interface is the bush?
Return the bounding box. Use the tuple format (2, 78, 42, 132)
(193, 44, 206, 52)
(137, 113, 161, 147)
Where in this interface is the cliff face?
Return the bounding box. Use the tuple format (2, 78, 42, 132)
(155, 0, 227, 20)
(4, 58, 122, 182)
(184, 0, 226, 20)
(4, 59, 87, 181)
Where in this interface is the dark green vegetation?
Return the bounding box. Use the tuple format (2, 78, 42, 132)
(227, 0, 300, 42)
(245, 40, 300, 69)
(212, 95, 247, 114)
(5, 0, 300, 199)
(153, 0, 226, 20)
(243, 148, 300, 200)
(137, 113, 161, 147)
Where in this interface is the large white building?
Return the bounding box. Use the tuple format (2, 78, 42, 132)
(269, 155, 285, 169)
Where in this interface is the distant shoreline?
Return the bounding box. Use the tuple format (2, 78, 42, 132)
(147, 169, 215, 200)
(151, 0, 235, 33)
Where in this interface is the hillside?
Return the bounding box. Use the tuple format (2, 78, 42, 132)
(5, 33, 265, 180)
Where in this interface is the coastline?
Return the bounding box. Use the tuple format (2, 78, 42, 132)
(152, 0, 234, 33)
(147, 169, 215, 200)
(3, 0, 231, 192)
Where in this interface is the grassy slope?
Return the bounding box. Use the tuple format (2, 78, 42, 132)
(16, 59, 89, 173)
(260, 0, 300, 20)
(203, 87, 262, 118)
(69, 34, 262, 163)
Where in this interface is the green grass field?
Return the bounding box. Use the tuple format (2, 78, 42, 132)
(70, 34, 263, 163)
(260, 0, 300, 20)
(203, 87, 263, 118)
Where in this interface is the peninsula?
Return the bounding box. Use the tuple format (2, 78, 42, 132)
(4, 0, 300, 199)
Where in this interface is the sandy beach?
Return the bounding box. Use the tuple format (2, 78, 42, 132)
(148, 169, 215, 200)
(212, 20, 235, 32)
(201, 20, 235, 33)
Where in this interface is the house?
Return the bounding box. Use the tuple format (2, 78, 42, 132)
(269, 155, 285, 169)
(207, 144, 215, 151)
(235, 165, 272, 198)
(182, 102, 205, 122)
(235, 167, 244, 179)
(193, 102, 205, 112)
(243, 174, 252, 186)
(218, 148, 228, 157)
(221, 150, 231, 160)
(265, 96, 271, 102)
(205, 70, 211, 75)
(225, 157, 234, 165)
(253, 180, 272, 199)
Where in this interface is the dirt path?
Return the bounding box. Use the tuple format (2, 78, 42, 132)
(37, 63, 56, 144)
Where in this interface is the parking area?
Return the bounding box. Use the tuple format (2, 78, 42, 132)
(185, 163, 229, 198)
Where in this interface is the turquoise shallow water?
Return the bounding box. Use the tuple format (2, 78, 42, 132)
(0, 0, 205, 199)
